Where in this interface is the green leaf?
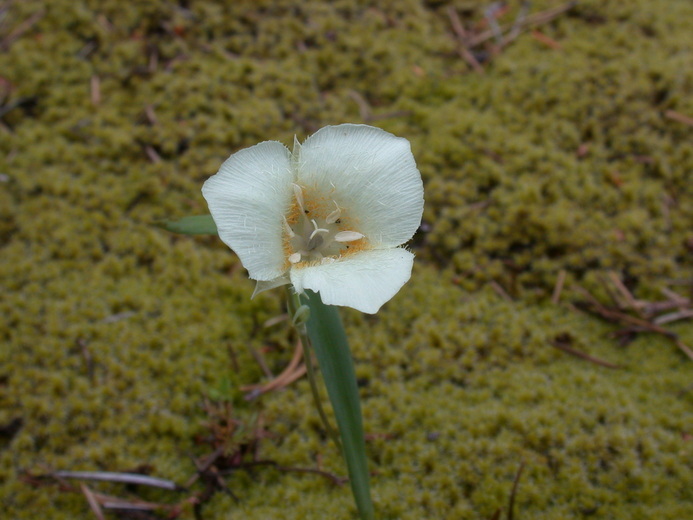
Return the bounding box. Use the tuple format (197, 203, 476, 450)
(156, 215, 217, 235)
(304, 290, 374, 520)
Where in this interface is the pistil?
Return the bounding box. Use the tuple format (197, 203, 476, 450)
(285, 184, 365, 265)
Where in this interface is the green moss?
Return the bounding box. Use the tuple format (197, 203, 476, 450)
(1, 0, 692, 518)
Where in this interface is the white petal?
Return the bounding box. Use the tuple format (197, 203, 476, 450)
(298, 124, 424, 247)
(289, 248, 414, 314)
(202, 141, 293, 280)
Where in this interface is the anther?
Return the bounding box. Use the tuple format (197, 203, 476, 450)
(325, 202, 342, 224)
(292, 184, 305, 213)
(334, 231, 365, 242)
(288, 252, 302, 264)
(282, 217, 295, 238)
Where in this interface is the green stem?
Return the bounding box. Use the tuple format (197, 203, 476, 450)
(286, 288, 342, 451)
(302, 290, 375, 520)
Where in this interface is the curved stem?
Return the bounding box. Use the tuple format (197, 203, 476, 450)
(286, 287, 342, 451)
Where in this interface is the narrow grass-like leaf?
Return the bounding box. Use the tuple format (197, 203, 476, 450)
(304, 290, 374, 520)
(156, 215, 217, 235)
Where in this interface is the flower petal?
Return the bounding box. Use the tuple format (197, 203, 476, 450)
(202, 141, 293, 280)
(298, 124, 424, 248)
(290, 248, 415, 314)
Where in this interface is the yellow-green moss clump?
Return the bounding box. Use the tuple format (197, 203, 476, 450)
(1, 0, 691, 518)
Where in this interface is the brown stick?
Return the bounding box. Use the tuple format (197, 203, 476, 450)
(551, 270, 566, 304)
(508, 461, 526, 520)
(447, 6, 484, 73)
(90, 76, 101, 107)
(80, 484, 106, 520)
(144, 104, 158, 126)
(551, 340, 621, 369)
(246, 343, 273, 379)
(674, 340, 693, 362)
(574, 286, 676, 336)
(242, 340, 306, 398)
(347, 90, 372, 121)
(1, 9, 45, 50)
(467, 1, 577, 48)
(229, 460, 347, 486)
(654, 309, 693, 325)
(501, 1, 531, 47)
(664, 110, 693, 127)
(531, 30, 562, 49)
(144, 145, 162, 163)
(641, 299, 690, 317)
(659, 287, 690, 305)
(263, 313, 288, 328)
(607, 272, 645, 317)
(575, 284, 693, 361)
(490, 280, 513, 301)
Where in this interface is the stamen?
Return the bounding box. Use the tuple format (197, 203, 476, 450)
(282, 217, 295, 238)
(334, 231, 365, 242)
(292, 183, 305, 213)
(325, 202, 342, 224)
(284, 188, 365, 264)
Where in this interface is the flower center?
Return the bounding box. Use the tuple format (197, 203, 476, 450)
(284, 184, 365, 266)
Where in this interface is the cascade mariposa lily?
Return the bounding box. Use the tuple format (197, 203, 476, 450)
(202, 124, 424, 314)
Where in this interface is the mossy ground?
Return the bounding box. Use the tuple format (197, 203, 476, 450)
(1, 0, 691, 518)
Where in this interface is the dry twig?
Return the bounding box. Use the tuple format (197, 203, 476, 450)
(241, 339, 306, 399)
(501, 1, 531, 47)
(55, 470, 179, 490)
(447, 6, 484, 73)
(490, 280, 513, 301)
(144, 145, 162, 163)
(550, 335, 621, 369)
(1, 8, 45, 50)
(80, 484, 106, 520)
(531, 29, 562, 49)
(90, 76, 100, 107)
(573, 277, 693, 362)
(664, 110, 693, 127)
(246, 343, 273, 379)
(551, 270, 567, 304)
(348, 90, 372, 121)
(508, 461, 526, 520)
(467, 1, 576, 48)
(22, 470, 181, 516)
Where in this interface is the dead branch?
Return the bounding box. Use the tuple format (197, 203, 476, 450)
(467, 1, 577, 48)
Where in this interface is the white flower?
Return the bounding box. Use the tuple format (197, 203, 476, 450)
(202, 124, 424, 314)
